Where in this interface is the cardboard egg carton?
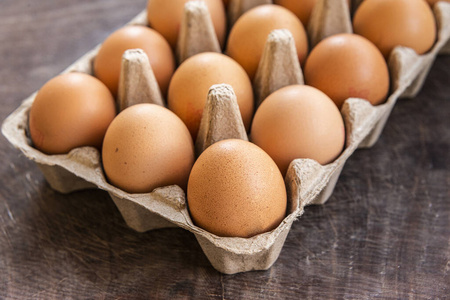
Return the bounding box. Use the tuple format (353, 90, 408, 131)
(2, 0, 450, 274)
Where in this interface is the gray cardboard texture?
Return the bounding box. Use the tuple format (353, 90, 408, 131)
(253, 29, 304, 107)
(308, 0, 353, 48)
(195, 84, 249, 157)
(176, 0, 221, 64)
(118, 49, 164, 111)
(228, 0, 272, 27)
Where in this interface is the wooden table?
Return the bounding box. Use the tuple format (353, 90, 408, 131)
(1, 1, 449, 298)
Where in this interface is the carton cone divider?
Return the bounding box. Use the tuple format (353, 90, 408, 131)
(117, 49, 164, 112)
(195, 84, 248, 156)
(176, 0, 221, 64)
(253, 29, 304, 108)
(228, 0, 271, 27)
(308, 0, 352, 48)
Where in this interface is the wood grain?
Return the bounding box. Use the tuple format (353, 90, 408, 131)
(1, 1, 449, 299)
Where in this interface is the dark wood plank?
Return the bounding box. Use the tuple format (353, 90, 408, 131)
(1, 1, 449, 299)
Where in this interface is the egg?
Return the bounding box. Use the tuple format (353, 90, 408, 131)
(353, 0, 437, 58)
(94, 25, 175, 97)
(187, 139, 287, 238)
(273, 0, 318, 27)
(29, 72, 116, 154)
(102, 104, 195, 193)
(227, 4, 309, 80)
(147, 0, 227, 49)
(304, 33, 390, 108)
(168, 52, 254, 140)
(251, 85, 345, 176)
(274, 0, 351, 27)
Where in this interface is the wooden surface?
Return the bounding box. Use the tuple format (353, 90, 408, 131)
(1, 1, 449, 299)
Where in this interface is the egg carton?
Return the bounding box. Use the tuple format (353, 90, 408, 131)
(2, 0, 450, 274)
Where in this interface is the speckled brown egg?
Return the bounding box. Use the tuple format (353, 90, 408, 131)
(102, 104, 195, 193)
(187, 139, 287, 238)
(304, 33, 390, 108)
(227, 4, 309, 80)
(147, 0, 227, 49)
(29, 72, 116, 154)
(94, 25, 175, 97)
(168, 52, 254, 140)
(251, 85, 345, 176)
(353, 0, 437, 58)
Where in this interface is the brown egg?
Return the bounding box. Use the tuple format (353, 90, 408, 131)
(94, 25, 175, 97)
(102, 104, 195, 193)
(168, 52, 254, 140)
(251, 85, 345, 176)
(147, 0, 227, 49)
(29, 72, 116, 154)
(304, 33, 390, 108)
(353, 0, 437, 58)
(227, 4, 309, 80)
(187, 139, 287, 238)
(274, 0, 318, 27)
(274, 0, 351, 27)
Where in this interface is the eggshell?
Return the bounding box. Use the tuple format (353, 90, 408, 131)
(251, 85, 345, 176)
(304, 33, 390, 108)
(273, 0, 317, 27)
(227, 4, 309, 80)
(353, 0, 437, 58)
(94, 25, 175, 97)
(187, 139, 287, 238)
(274, 0, 350, 27)
(168, 52, 254, 140)
(147, 0, 226, 49)
(29, 72, 116, 154)
(102, 104, 195, 193)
